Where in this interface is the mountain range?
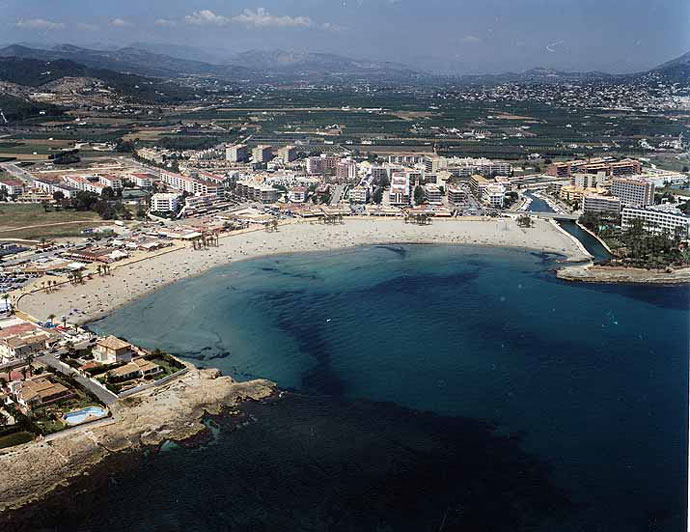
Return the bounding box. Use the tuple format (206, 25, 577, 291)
(0, 44, 418, 83)
(0, 42, 687, 88)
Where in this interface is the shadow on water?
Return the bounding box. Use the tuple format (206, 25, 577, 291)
(1, 394, 575, 532)
(556, 220, 611, 265)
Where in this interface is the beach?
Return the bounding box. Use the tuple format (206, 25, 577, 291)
(19, 217, 589, 324)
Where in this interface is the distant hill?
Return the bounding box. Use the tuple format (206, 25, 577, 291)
(0, 43, 687, 85)
(227, 49, 418, 80)
(0, 56, 196, 103)
(0, 44, 419, 82)
(649, 51, 690, 82)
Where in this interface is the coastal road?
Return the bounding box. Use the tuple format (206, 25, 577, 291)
(37, 353, 119, 405)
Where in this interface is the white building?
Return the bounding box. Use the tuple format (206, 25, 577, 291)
(150, 193, 181, 213)
(482, 184, 506, 208)
(252, 145, 273, 164)
(226, 144, 249, 163)
(287, 187, 307, 203)
(621, 205, 690, 237)
(582, 194, 621, 216)
(0, 178, 24, 196)
(235, 181, 279, 203)
(278, 145, 298, 163)
(336, 159, 358, 182)
(447, 185, 468, 205)
(130, 173, 155, 188)
(424, 184, 443, 205)
(349, 186, 369, 204)
(611, 177, 655, 206)
(389, 172, 411, 205)
(99, 175, 123, 190)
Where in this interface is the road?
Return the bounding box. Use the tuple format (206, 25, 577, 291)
(38, 353, 119, 405)
(330, 184, 346, 206)
(0, 162, 34, 184)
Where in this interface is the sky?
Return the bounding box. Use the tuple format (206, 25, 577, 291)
(2, 0, 689, 74)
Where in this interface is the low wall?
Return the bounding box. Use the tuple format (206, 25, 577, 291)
(117, 368, 188, 398)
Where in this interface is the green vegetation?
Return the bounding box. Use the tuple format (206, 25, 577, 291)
(0, 430, 34, 449)
(0, 204, 103, 240)
(580, 212, 690, 269)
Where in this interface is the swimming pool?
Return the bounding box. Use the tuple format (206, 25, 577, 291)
(62, 406, 108, 426)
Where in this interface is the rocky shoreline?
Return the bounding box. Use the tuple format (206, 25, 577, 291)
(557, 262, 690, 284)
(0, 362, 276, 516)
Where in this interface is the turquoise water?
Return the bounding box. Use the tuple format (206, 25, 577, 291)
(14, 244, 688, 531)
(62, 406, 108, 425)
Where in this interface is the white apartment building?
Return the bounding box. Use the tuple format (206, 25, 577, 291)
(226, 144, 249, 163)
(621, 204, 690, 237)
(130, 173, 155, 188)
(482, 184, 506, 208)
(424, 184, 443, 205)
(447, 185, 468, 205)
(582, 194, 621, 215)
(389, 172, 411, 205)
(336, 159, 358, 182)
(235, 181, 279, 203)
(0, 178, 24, 196)
(278, 145, 298, 163)
(63, 175, 107, 194)
(98, 175, 123, 190)
(611, 177, 655, 206)
(159, 171, 223, 196)
(349, 186, 369, 204)
(287, 187, 307, 203)
(252, 145, 273, 163)
(307, 155, 338, 176)
(150, 193, 181, 213)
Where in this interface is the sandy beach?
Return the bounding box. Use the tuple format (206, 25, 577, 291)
(18, 217, 589, 324)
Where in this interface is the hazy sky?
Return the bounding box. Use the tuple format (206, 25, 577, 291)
(3, 0, 689, 74)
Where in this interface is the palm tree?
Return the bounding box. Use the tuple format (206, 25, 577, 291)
(47, 313, 56, 326)
(96, 264, 102, 276)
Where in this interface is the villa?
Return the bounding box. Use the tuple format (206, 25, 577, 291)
(93, 336, 134, 365)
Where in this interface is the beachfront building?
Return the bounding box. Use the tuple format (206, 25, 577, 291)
(107, 357, 163, 382)
(621, 205, 690, 238)
(0, 328, 52, 363)
(287, 187, 308, 203)
(611, 177, 655, 207)
(482, 184, 506, 208)
(447, 185, 468, 205)
(235, 181, 279, 203)
(424, 184, 443, 205)
(389, 172, 411, 205)
(226, 144, 250, 163)
(582, 194, 621, 216)
(150, 193, 181, 213)
(93, 336, 134, 365)
(349, 186, 369, 204)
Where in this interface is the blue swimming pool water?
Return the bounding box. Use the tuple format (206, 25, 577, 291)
(63, 406, 107, 425)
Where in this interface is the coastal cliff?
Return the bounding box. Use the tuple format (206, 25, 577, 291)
(0, 365, 276, 512)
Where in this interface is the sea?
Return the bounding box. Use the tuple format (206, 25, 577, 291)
(2, 241, 684, 532)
